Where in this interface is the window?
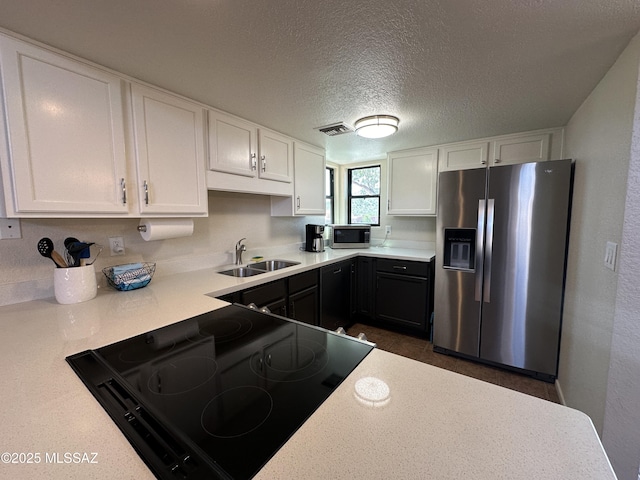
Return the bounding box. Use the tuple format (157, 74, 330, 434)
(325, 167, 334, 224)
(348, 165, 380, 225)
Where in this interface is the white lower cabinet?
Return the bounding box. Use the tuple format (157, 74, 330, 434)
(271, 141, 325, 216)
(387, 147, 438, 216)
(0, 34, 129, 216)
(130, 83, 207, 216)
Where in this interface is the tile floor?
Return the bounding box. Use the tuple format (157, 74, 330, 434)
(347, 322, 561, 404)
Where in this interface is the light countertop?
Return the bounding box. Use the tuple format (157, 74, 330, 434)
(0, 247, 615, 479)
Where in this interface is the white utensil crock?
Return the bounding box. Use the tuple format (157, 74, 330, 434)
(54, 264, 97, 304)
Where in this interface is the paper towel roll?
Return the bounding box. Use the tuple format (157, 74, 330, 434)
(138, 218, 194, 241)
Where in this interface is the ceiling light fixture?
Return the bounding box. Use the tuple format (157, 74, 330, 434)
(354, 115, 399, 139)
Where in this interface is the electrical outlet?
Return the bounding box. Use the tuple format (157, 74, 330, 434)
(0, 218, 22, 239)
(385, 225, 392, 235)
(604, 241, 617, 271)
(108, 236, 125, 256)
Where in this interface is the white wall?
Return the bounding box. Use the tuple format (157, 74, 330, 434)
(0, 190, 324, 306)
(334, 157, 436, 247)
(561, 32, 640, 479)
(601, 47, 640, 479)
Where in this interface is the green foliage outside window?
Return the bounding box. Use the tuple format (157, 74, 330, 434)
(349, 166, 380, 225)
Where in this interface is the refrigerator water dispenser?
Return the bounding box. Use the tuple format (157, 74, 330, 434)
(442, 228, 476, 270)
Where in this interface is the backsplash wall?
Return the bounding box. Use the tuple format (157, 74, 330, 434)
(0, 190, 435, 306)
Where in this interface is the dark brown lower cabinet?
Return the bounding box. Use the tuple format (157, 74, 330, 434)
(374, 258, 433, 335)
(215, 256, 433, 336)
(240, 279, 287, 317)
(320, 258, 355, 331)
(287, 270, 319, 326)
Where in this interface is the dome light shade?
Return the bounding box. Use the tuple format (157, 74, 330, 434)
(354, 115, 399, 138)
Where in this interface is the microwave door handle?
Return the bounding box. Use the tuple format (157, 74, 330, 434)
(475, 199, 486, 302)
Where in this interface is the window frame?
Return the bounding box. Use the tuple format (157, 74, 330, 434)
(325, 167, 335, 225)
(347, 165, 381, 226)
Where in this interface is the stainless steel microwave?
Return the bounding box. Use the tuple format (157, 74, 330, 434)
(330, 224, 371, 248)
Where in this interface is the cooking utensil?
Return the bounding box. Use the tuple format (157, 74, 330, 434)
(37, 237, 67, 268)
(65, 239, 95, 267)
(85, 244, 102, 266)
(64, 237, 81, 266)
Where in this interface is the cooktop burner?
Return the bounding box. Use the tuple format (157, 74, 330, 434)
(67, 304, 373, 480)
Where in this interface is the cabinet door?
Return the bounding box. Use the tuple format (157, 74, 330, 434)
(131, 84, 207, 215)
(493, 133, 550, 166)
(356, 256, 375, 319)
(293, 142, 325, 215)
(208, 110, 257, 177)
(375, 272, 429, 331)
(320, 260, 353, 330)
(387, 147, 438, 215)
(438, 142, 489, 172)
(258, 128, 293, 183)
(289, 286, 319, 326)
(241, 279, 287, 316)
(0, 35, 128, 215)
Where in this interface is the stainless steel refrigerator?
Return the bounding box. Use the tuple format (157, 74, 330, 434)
(433, 159, 574, 381)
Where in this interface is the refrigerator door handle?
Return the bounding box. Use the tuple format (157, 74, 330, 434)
(475, 199, 486, 302)
(483, 199, 495, 303)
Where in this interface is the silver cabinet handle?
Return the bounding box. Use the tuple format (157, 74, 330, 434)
(261, 155, 266, 172)
(120, 178, 127, 205)
(392, 265, 407, 270)
(494, 158, 501, 164)
(333, 267, 342, 274)
(296, 196, 301, 210)
(251, 153, 257, 170)
(143, 180, 149, 205)
(266, 354, 272, 366)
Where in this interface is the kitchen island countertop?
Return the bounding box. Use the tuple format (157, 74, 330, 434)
(0, 247, 615, 479)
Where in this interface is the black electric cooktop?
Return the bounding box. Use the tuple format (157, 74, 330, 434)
(66, 304, 374, 479)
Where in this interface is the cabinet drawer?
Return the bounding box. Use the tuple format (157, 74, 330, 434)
(288, 269, 318, 294)
(240, 279, 286, 306)
(376, 258, 429, 277)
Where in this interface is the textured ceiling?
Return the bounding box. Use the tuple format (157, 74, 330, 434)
(1, 0, 639, 163)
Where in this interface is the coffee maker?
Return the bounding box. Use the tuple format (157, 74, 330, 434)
(305, 224, 325, 252)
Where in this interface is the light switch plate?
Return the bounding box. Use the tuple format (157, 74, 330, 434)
(0, 218, 22, 239)
(604, 241, 617, 271)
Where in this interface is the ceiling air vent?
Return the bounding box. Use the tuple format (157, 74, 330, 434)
(316, 122, 353, 136)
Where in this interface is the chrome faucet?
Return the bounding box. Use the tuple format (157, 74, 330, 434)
(235, 238, 247, 265)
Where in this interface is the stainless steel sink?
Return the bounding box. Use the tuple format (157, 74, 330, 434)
(249, 260, 301, 271)
(218, 267, 266, 277)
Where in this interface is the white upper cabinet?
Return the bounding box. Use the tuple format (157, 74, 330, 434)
(257, 128, 293, 183)
(208, 109, 257, 177)
(387, 147, 438, 216)
(0, 35, 128, 216)
(438, 141, 489, 172)
(493, 132, 550, 166)
(438, 131, 557, 172)
(206, 111, 294, 196)
(271, 141, 326, 216)
(130, 83, 207, 216)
